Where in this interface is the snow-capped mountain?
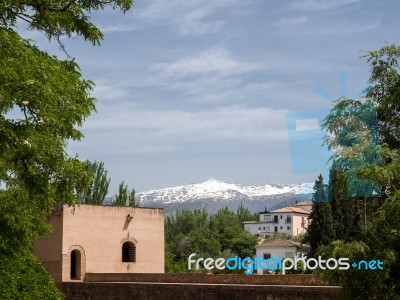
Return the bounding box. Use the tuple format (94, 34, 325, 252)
(137, 179, 313, 214)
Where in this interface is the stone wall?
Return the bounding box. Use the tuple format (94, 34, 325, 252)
(34, 205, 165, 282)
(61, 205, 165, 281)
(59, 274, 341, 300)
(60, 282, 341, 300)
(33, 205, 64, 282)
(84, 273, 328, 286)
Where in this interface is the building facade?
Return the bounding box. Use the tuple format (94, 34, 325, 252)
(243, 202, 311, 237)
(33, 204, 164, 282)
(255, 239, 304, 274)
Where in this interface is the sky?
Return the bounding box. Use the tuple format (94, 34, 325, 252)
(19, 0, 400, 194)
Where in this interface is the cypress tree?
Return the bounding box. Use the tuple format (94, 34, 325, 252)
(305, 174, 335, 257)
(329, 169, 361, 241)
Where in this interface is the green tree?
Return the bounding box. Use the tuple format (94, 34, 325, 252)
(328, 169, 362, 240)
(129, 187, 136, 207)
(303, 174, 335, 257)
(0, 28, 94, 251)
(0, 1, 133, 298)
(365, 44, 400, 150)
(210, 207, 257, 258)
(0, 1, 132, 47)
(165, 206, 257, 273)
(165, 209, 220, 267)
(210, 207, 243, 251)
(317, 240, 395, 300)
(236, 202, 258, 223)
(113, 181, 128, 206)
(316, 45, 400, 299)
(0, 249, 64, 300)
(321, 96, 381, 240)
(113, 181, 137, 207)
(79, 160, 111, 205)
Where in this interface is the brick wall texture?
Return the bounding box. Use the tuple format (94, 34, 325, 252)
(59, 274, 341, 300)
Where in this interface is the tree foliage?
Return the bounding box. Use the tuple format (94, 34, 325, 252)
(0, 0, 132, 48)
(78, 160, 111, 205)
(165, 206, 258, 273)
(365, 44, 400, 150)
(0, 1, 133, 298)
(317, 240, 395, 300)
(236, 202, 258, 224)
(314, 44, 400, 299)
(303, 174, 335, 258)
(0, 249, 64, 300)
(0, 27, 94, 249)
(113, 181, 137, 207)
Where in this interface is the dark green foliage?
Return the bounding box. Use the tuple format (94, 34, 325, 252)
(0, 1, 133, 298)
(322, 97, 382, 199)
(317, 240, 395, 300)
(113, 181, 137, 207)
(113, 181, 128, 206)
(0, 0, 133, 46)
(79, 160, 111, 205)
(0, 188, 51, 252)
(365, 44, 400, 150)
(0, 28, 94, 209)
(165, 206, 257, 273)
(166, 209, 220, 263)
(129, 187, 136, 207)
(315, 45, 400, 299)
(303, 175, 335, 257)
(0, 249, 64, 300)
(369, 194, 400, 296)
(0, 28, 94, 258)
(210, 207, 257, 258)
(210, 208, 243, 251)
(329, 169, 363, 240)
(236, 202, 258, 224)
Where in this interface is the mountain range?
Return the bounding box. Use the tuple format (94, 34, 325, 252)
(136, 179, 314, 214)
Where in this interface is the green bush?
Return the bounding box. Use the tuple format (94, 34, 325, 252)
(0, 250, 64, 300)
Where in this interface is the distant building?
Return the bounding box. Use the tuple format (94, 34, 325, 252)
(255, 239, 305, 274)
(33, 204, 164, 282)
(243, 201, 312, 237)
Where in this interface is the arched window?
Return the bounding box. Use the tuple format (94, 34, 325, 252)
(122, 241, 136, 262)
(70, 249, 81, 280)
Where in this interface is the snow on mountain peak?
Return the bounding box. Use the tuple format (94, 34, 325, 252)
(137, 179, 313, 204)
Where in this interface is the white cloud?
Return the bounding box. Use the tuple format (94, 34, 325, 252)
(151, 47, 259, 78)
(301, 17, 381, 35)
(134, 0, 253, 35)
(109, 144, 178, 155)
(166, 78, 279, 104)
(290, 0, 361, 11)
(83, 104, 288, 146)
(275, 16, 307, 27)
(91, 83, 128, 102)
(97, 23, 139, 33)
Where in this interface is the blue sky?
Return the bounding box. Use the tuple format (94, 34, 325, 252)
(21, 0, 400, 194)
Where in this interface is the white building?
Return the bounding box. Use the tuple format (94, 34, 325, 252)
(255, 239, 304, 274)
(243, 202, 312, 237)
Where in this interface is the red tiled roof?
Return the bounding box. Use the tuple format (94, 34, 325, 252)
(256, 239, 301, 248)
(271, 206, 309, 214)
